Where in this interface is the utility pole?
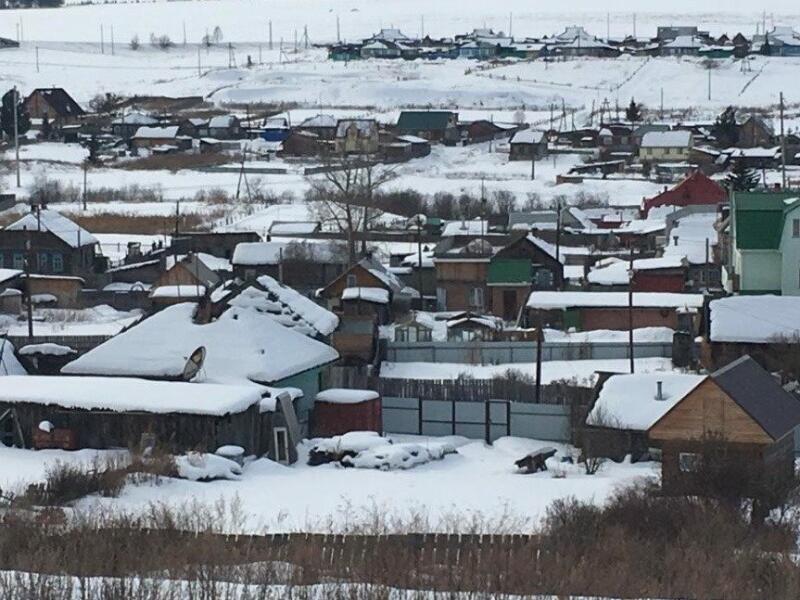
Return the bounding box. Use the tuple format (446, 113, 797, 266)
(336, 15, 340, 42)
(110, 24, 115, 55)
(780, 91, 788, 189)
(25, 233, 33, 340)
(607, 12, 610, 41)
(269, 20, 273, 50)
(660, 87, 664, 119)
(304, 25, 308, 49)
(182, 21, 187, 46)
(628, 245, 635, 374)
(416, 215, 424, 303)
(707, 67, 711, 101)
(13, 86, 20, 189)
(174, 200, 180, 238)
(530, 147, 535, 180)
(35, 46, 39, 72)
(100, 24, 104, 54)
(555, 200, 562, 284)
(535, 309, 543, 403)
(509, 12, 513, 37)
(82, 162, 88, 210)
(632, 13, 637, 38)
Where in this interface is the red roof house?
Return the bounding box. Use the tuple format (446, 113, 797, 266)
(642, 171, 727, 217)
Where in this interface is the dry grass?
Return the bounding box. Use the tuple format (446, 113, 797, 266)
(63, 211, 223, 234)
(118, 152, 240, 172)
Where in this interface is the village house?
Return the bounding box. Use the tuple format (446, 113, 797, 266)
(703, 295, 800, 373)
(639, 130, 693, 163)
(171, 231, 261, 260)
(318, 257, 405, 316)
(110, 112, 159, 139)
(584, 372, 706, 461)
(155, 252, 230, 292)
(738, 115, 775, 148)
(663, 210, 721, 291)
(0, 208, 100, 282)
(61, 302, 339, 434)
(726, 191, 800, 295)
(641, 171, 727, 217)
(23, 87, 85, 128)
(297, 114, 338, 140)
(434, 237, 495, 313)
(523, 290, 703, 332)
(587, 256, 688, 293)
(335, 119, 380, 154)
(131, 125, 193, 151)
(206, 114, 242, 140)
(279, 130, 324, 156)
(396, 111, 459, 144)
(509, 129, 548, 161)
(231, 241, 288, 281)
(648, 356, 800, 498)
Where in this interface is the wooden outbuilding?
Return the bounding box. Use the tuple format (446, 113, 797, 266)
(312, 389, 382, 437)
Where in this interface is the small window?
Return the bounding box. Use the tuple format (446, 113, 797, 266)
(346, 274, 357, 288)
(470, 287, 484, 309)
(418, 328, 432, 342)
(12, 253, 24, 270)
(52, 253, 63, 273)
(38, 252, 48, 271)
(793, 218, 800, 238)
(394, 327, 408, 342)
(678, 452, 701, 473)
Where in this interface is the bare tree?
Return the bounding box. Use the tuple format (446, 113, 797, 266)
(306, 155, 395, 266)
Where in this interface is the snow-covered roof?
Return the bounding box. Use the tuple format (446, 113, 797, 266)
(662, 35, 701, 49)
(342, 287, 390, 304)
(0, 375, 262, 416)
(442, 219, 489, 237)
(316, 389, 379, 404)
(587, 373, 705, 430)
(269, 221, 320, 235)
(336, 119, 376, 137)
(150, 285, 206, 299)
(527, 291, 704, 310)
(396, 134, 430, 144)
(724, 147, 780, 159)
(102, 282, 151, 293)
(640, 130, 692, 149)
(588, 256, 685, 286)
(5, 210, 98, 248)
(510, 129, 545, 144)
(208, 115, 238, 129)
(18, 342, 75, 356)
(709, 295, 800, 343)
(0, 339, 26, 376)
(663, 213, 717, 265)
(133, 125, 179, 139)
(227, 275, 339, 337)
(62, 303, 339, 385)
(299, 114, 337, 128)
(232, 242, 287, 266)
(0, 268, 21, 284)
(401, 250, 435, 268)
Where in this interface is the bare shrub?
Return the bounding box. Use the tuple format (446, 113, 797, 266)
(21, 459, 126, 506)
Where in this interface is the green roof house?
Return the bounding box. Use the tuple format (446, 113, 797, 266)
(396, 111, 460, 144)
(729, 191, 800, 295)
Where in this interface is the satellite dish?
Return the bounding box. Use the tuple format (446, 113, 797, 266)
(182, 346, 206, 381)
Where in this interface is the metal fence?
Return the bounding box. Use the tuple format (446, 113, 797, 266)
(385, 340, 672, 364)
(382, 396, 572, 443)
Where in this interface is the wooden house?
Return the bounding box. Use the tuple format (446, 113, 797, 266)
(434, 237, 497, 312)
(335, 119, 379, 154)
(1, 208, 99, 282)
(488, 235, 564, 321)
(445, 312, 502, 341)
(642, 171, 727, 217)
(231, 241, 287, 280)
(587, 256, 688, 293)
(738, 115, 775, 148)
(111, 112, 159, 139)
(206, 115, 242, 140)
(396, 111, 459, 144)
(23, 88, 85, 128)
(509, 129, 547, 161)
(649, 356, 800, 497)
(297, 114, 338, 140)
(155, 252, 227, 291)
(131, 125, 192, 151)
(523, 290, 703, 332)
(318, 257, 404, 315)
(171, 231, 261, 260)
(279, 130, 323, 156)
(22, 274, 84, 308)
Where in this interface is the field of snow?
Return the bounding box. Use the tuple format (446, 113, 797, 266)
(0, 435, 658, 533)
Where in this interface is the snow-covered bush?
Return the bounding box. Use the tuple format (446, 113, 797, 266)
(175, 452, 242, 482)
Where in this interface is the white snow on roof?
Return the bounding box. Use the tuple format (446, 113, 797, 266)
(664, 213, 717, 265)
(401, 250, 435, 268)
(0, 375, 262, 416)
(269, 221, 319, 235)
(396, 134, 429, 144)
(342, 287, 390, 304)
(208, 115, 237, 128)
(112, 112, 157, 126)
(510, 129, 544, 144)
(232, 242, 287, 266)
(588, 256, 685, 286)
(133, 125, 179, 139)
(0, 339, 26, 376)
(442, 219, 489, 237)
(226, 275, 338, 337)
(18, 342, 75, 356)
(527, 291, 704, 310)
(316, 388, 379, 404)
(62, 302, 339, 384)
(150, 285, 206, 299)
(300, 114, 337, 128)
(587, 373, 705, 431)
(662, 35, 701, 49)
(0, 269, 21, 284)
(5, 210, 97, 248)
(640, 130, 692, 148)
(710, 295, 800, 343)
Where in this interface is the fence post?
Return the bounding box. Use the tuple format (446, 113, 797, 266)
(418, 397, 423, 435)
(451, 395, 456, 435)
(484, 400, 491, 444)
(506, 401, 511, 437)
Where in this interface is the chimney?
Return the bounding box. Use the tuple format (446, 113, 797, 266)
(655, 381, 664, 401)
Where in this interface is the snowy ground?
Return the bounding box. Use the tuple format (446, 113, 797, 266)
(0, 435, 657, 533)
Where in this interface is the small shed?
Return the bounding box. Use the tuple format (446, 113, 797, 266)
(312, 389, 382, 437)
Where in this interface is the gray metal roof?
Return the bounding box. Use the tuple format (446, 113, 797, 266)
(711, 355, 800, 441)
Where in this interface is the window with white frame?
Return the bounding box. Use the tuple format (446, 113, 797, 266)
(470, 287, 484, 309)
(678, 452, 701, 473)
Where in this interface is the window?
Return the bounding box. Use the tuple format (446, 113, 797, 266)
(436, 287, 447, 311)
(395, 327, 408, 342)
(346, 274, 357, 288)
(794, 218, 800, 238)
(12, 253, 24, 270)
(38, 252, 48, 271)
(678, 452, 701, 473)
(52, 253, 64, 273)
(470, 287, 484, 309)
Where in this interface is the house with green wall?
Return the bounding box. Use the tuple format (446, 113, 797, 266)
(728, 191, 800, 295)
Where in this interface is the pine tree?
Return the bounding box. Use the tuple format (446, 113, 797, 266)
(712, 106, 739, 148)
(625, 98, 642, 126)
(726, 159, 760, 191)
(0, 89, 31, 140)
